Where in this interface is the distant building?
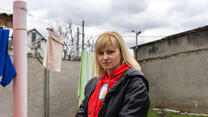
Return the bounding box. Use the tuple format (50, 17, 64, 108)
(1, 13, 47, 57)
(27, 28, 47, 57)
(1, 12, 13, 55)
(131, 25, 208, 114)
(0, 13, 12, 28)
(8, 28, 47, 57)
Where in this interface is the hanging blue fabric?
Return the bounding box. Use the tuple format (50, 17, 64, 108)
(0, 29, 16, 87)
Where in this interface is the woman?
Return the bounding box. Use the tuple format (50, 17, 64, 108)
(76, 31, 150, 117)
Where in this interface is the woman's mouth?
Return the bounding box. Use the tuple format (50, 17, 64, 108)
(102, 62, 110, 66)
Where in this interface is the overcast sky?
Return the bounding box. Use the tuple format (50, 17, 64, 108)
(1, 0, 208, 47)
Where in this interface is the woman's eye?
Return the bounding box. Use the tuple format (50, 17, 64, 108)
(107, 51, 114, 54)
(98, 52, 104, 55)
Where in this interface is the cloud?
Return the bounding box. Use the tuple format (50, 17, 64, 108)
(3, 0, 208, 45)
(26, 0, 208, 34)
(0, 1, 13, 13)
(27, 0, 149, 27)
(110, 0, 147, 14)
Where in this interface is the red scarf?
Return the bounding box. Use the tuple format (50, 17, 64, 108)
(88, 63, 131, 117)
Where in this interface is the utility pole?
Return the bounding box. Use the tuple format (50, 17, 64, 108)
(91, 39, 94, 52)
(77, 27, 80, 58)
(44, 69, 49, 117)
(82, 20, 84, 50)
(132, 30, 141, 60)
(70, 24, 73, 45)
(135, 31, 141, 47)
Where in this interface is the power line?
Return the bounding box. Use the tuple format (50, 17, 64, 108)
(123, 35, 167, 38)
(0, 8, 13, 13)
(84, 24, 131, 32)
(1, 7, 168, 38)
(84, 33, 167, 38)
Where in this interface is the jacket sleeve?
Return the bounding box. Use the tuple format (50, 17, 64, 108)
(76, 80, 90, 117)
(118, 77, 150, 117)
(76, 96, 87, 117)
(76, 78, 99, 117)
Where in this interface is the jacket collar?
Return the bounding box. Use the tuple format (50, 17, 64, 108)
(108, 67, 149, 93)
(102, 63, 131, 80)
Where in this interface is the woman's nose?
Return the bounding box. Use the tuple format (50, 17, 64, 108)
(103, 53, 108, 60)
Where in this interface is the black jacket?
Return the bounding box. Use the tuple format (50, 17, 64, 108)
(76, 68, 150, 117)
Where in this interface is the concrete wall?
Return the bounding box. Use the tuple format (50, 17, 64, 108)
(0, 82, 13, 117)
(48, 60, 80, 117)
(135, 26, 208, 114)
(0, 56, 80, 117)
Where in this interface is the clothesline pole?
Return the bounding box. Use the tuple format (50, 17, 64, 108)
(13, 1, 27, 117)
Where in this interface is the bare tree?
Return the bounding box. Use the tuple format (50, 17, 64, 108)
(85, 35, 95, 52)
(49, 20, 79, 60)
(49, 19, 95, 60)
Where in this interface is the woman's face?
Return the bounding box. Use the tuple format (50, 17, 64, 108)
(97, 42, 121, 75)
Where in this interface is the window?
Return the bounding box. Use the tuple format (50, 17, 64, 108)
(37, 40, 41, 48)
(32, 32, 36, 42)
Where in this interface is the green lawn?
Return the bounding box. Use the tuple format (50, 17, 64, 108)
(148, 109, 208, 117)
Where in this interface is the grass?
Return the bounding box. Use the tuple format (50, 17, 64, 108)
(148, 109, 208, 117)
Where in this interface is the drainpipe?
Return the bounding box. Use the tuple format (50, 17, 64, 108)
(13, 1, 27, 117)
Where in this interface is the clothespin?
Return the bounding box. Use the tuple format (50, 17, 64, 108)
(46, 27, 54, 32)
(0, 26, 5, 30)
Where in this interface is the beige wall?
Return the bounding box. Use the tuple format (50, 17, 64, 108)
(0, 56, 80, 117)
(135, 27, 208, 114)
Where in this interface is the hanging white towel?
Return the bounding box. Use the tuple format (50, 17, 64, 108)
(43, 29, 64, 72)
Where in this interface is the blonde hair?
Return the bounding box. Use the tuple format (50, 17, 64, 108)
(94, 31, 141, 77)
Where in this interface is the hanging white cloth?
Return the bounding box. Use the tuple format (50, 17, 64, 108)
(43, 29, 64, 72)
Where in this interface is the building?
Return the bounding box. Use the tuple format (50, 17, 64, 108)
(7, 28, 47, 58)
(0, 13, 12, 28)
(27, 28, 47, 57)
(132, 25, 208, 114)
(1, 12, 13, 55)
(1, 13, 46, 57)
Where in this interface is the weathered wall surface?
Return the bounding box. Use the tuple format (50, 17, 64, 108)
(0, 56, 80, 117)
(28, 56, 45, 117)
(135, 26, 208, 114)
(0, 84, 13, 117)
(49, 60, 80, 117)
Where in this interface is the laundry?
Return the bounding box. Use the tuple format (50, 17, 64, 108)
(43, 28, 64, 72)
(0, 29, 17, 87)
(78, 49, 96, 106)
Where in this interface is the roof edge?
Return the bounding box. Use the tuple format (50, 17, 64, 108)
(131, 25, 208, 49)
